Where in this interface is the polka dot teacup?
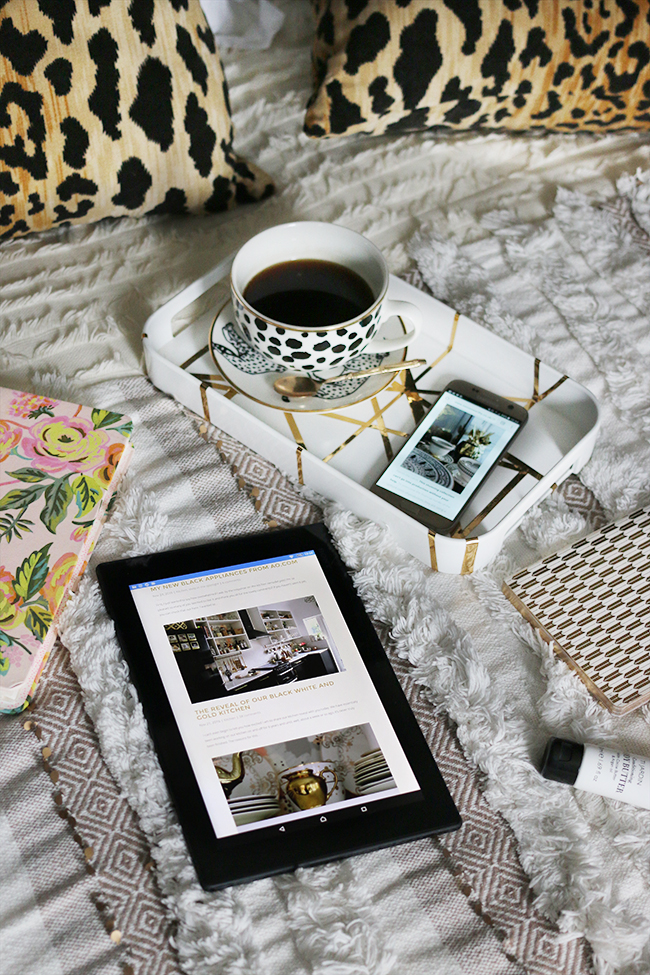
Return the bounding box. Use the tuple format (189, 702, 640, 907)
(230, 222, 422, 375)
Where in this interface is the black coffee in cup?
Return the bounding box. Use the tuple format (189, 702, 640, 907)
(243, 259, 375, 328)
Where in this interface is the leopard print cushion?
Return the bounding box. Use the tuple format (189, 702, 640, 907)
(305, 0, 650, 138)
(0, 0, 273, 241)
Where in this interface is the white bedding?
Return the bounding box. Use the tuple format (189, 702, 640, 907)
(3, 3, 650, 973)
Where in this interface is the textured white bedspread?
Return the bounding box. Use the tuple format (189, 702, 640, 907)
(2, 4, 650, 974)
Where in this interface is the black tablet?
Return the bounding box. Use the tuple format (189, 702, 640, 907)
(97, 523, 460, 890)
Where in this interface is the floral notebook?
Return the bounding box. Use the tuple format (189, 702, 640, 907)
(0, 388, 133, 713)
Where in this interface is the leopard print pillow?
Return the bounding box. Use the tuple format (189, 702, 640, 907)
(305, 0, 650, 138)
(0, 0, 273, 241)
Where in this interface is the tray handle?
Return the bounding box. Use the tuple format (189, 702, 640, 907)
(143, 253, 235, 351)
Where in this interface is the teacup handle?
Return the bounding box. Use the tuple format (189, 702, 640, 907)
(366, 299, 422, 353)
(322, 767, 339, 802)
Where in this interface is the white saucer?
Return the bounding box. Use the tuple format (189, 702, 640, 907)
(354, 760, 388, 778)
(232, 808, 281, 825)
(358, 777, 396, 795)
(209, 301, 409, 414)
(228, 794, 279, 808)
(354, 752, 384, 771)
(228, 796, 279, 806)
(230, 802, 280, 814)
(402, 448, 454, 487)
(355, 769, 390, 785)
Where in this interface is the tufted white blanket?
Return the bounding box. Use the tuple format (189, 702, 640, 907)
(2, 4, 650, 974)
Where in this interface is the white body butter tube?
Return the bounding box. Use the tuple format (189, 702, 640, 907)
(540, 738, 650, 810)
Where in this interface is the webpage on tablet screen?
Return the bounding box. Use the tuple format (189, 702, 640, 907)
(130, 551, 419, 837)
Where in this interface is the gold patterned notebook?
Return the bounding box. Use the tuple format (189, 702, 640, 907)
(503, 508, 650, 715)
(0, 388, 133, 713)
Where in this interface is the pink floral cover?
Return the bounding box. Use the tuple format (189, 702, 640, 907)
(0, 389, 133, 712)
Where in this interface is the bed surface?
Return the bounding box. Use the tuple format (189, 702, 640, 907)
(2, 4, 650, 974)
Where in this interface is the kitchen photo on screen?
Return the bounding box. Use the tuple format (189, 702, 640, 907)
(164, 595, 345, 703)
(403, 403, 500, 495)
(212, 724, 395, 827)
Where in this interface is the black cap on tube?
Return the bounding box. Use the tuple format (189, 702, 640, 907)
(540, 738, 585, 785)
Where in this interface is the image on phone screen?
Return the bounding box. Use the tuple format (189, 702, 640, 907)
(372, 382, 527, 534)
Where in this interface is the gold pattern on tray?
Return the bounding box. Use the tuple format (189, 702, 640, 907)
(296, 445, 305, 485)
(182, 304, 568, 574)
(509, 358, 569, 411)
(200, 382, 209, 419)
(371, 396, 393, 461)
(460, 539, 479, 575)
(181, 346, 210, 370)
(402, 370, 428, 425)
(499, 453, 544, 479)
(503, 507, 650, 714)
(284, 413, 307, 451)
(196, 379, 237, 421)
(318, 389, 409, 464)
(319, 411, 408, 438)
(193, 372, 237, 388)
(428, 532, 438, 571)
(283, 415, 307, 483)
(454, 475, 528, 538)
(452, 455, 545, 539)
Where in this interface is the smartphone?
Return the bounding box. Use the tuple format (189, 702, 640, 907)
(371, 380, 529, 536)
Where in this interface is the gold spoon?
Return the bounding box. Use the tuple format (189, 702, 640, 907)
(273, 359, 426, 398)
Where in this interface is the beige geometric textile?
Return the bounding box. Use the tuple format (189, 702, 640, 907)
(212, 424, 595, 975)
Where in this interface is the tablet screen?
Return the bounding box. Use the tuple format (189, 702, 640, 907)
(129, 548, 420, 838)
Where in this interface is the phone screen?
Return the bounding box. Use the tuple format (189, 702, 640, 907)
(374, 388, 523, 523)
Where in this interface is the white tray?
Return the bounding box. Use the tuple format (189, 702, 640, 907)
(143, 256, 599, 573)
